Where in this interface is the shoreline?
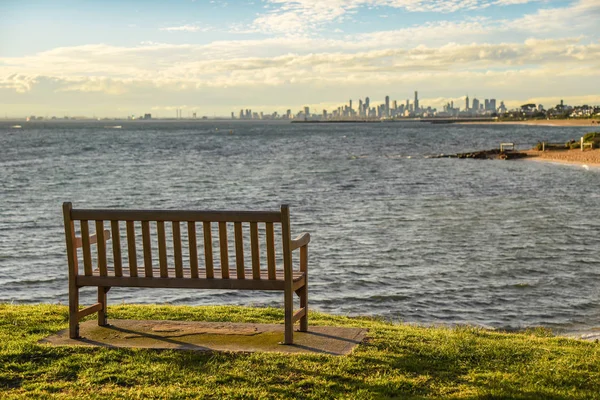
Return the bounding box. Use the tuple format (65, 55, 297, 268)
(458, 119, 599, 127)
(522, 149, 600, 167)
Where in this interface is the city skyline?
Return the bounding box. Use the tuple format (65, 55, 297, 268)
(1, 0, 599, 117)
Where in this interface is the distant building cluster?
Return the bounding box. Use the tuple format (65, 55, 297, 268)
(513, 100, 600, 119)
(439, 96, 504, 117)
(230, 92, 600, 121)
(231, 91, 509, 121)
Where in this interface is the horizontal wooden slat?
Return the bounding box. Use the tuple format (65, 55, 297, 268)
(75, 229, 111, 248)
(77, 275, 289, 291)
(292, 308, 306, 324)
(83, 267, 304, 282)
(72, 209, 282, 223)
(76, 303, 103, 319)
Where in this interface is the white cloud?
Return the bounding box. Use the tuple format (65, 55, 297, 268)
(506, 0, 600, 34)
(1, 38, 597, 94)
(243, 0, 543, 34)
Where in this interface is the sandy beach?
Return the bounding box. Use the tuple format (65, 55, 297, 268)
(460, 119, 599, 127)
(524, 149, 600, 167)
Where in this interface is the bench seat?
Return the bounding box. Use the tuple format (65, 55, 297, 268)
(79, 268, 306, 291)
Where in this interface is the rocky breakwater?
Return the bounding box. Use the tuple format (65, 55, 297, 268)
(429, 149, 528, 160)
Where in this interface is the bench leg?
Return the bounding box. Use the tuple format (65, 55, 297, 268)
(98, 286, 109, 326)
(299, 282, 308, 332)
(283, 287, 294, 345)
(69, 285, 79, 339)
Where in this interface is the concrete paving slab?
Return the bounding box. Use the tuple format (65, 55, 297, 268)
(40, 319, 367, 356)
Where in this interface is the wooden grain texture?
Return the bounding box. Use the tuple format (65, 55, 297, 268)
(80, 220, 93, 276)
(157, 221, 168, 278)
(203, 221, 214, 279)
(299, 244, 308, 332)
(111, 221, 123, 277)
(63, 202, 80, 339)
(95, 221, 108, 277)
(218, 222, 229, 279)
(281, 204, 294, 344)
(76, 303, 103, 320)
(82, 267, 303, 281)
(172, 222, 183, 278)
(126, 221, 138, 278)
(234, 222, 245, 279)
(78, 275, 289, 291)
(292, 308, 306, 324)
(188, 222, 199, 278)
(250, 222, 261, 280)
(72, 209, 282, 223)
(142, 221, 153, 278)
(291, 232, 311, 251)
(97, 286, 107, 326)
(266, 222, 276, 280)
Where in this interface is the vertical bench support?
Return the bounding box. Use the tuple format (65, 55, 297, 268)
(97, 287, 109, 326)
(63, 202, 80, 338)
(281, 204, 294, 345)
(299, 244, 308, 332)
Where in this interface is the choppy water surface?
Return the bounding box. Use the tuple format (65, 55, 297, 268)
(1, 120, 599, 332)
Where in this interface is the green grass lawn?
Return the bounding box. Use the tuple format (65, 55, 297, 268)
(1, 304, 599, 399)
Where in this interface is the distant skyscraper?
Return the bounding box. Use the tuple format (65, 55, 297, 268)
(349, 99, 353, 112)
(358, 99, 363, 117)
(385, 96, 390, 117)
(414, 91, 419, 112)
(490, 99, 496, 112)
(472, 98, 480, 113)
(465, 95, 470, 111)
(304, 106, 310, 117)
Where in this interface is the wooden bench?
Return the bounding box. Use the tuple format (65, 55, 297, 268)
(62, 202, 310, 344)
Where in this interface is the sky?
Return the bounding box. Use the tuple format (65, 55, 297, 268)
(0, 0, 599, 118)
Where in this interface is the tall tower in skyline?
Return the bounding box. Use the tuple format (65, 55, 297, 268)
(385, 95, 390, 117)
(465, 95, 470, 111)
(414, 91, 419, 113)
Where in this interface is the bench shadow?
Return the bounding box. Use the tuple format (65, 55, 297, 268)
(300, 329, 364, 344)
(78, 324, 213, 351)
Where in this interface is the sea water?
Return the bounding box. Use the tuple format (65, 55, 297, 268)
(1, 120, 598, 333)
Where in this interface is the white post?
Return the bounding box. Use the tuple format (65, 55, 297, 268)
(581, 137, 584, 151)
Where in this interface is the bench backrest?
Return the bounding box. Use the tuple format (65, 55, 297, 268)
(63, 203, 293, 282)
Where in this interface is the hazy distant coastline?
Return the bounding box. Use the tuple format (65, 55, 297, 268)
(457, 119, 599, 127)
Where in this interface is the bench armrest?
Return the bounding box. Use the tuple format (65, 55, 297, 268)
(291, 232, 310, 251)
(74, 229, 111, 249)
